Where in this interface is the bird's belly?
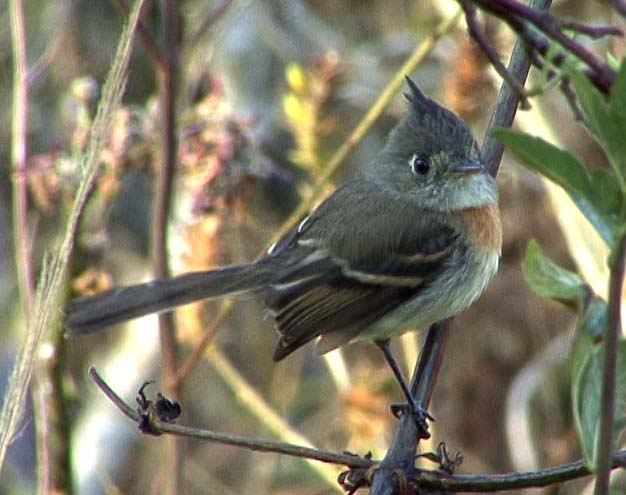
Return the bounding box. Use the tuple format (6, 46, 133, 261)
(356, 248, 499, 342)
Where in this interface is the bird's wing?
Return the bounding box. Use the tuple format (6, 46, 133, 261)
(265, 194, 460, 361)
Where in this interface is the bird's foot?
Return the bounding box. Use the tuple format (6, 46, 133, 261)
(390, 401, 434, 440)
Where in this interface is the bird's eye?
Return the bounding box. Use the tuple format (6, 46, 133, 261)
(409, 154, 430, 175)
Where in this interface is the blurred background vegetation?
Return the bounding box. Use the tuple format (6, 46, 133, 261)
(1, 0, 624, 494)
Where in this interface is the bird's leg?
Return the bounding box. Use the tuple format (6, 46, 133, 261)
(375, 339, 433, 439)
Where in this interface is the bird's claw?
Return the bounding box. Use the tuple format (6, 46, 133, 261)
(390, 402, 433, 439)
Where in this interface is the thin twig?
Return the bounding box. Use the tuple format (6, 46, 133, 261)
(110, 0, 168, 69)
(481, 0, 543, 176)
(155, 0, 180, 393)
(0, 0, 145, 476)
(9, 1, 58, 491)
(559, 77, 587, 123)
(559, 20, 623, 38)
(412, 452, 626, 492)
(460, 1, 530, 107)
(594, 229, 626, 495)
(9, 0, 33, 314)
(154, 1, 181, 493)
(182, 0, 233, 53)
(88, 366, 374, 469)
(468, 0, 617, 93)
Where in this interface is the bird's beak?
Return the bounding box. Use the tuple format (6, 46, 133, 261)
(448, 159, 483, 175)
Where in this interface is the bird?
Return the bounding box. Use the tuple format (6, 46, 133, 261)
(65, 77, 501, 437)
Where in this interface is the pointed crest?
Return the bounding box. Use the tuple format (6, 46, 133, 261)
(403, 75, 452, 121)
(401, 76, 476, 151)
(403, 75, 431, 113)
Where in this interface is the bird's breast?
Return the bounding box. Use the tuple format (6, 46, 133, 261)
(454, 202, 502, 253)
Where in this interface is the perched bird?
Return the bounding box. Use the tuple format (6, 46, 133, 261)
(65, 78, 501, 436)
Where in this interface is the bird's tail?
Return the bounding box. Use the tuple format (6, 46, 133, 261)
(64, 262, 273, 336)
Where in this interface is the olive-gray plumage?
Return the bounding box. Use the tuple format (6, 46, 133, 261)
(64, 78, 500, 364)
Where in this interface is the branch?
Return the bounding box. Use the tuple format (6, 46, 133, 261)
(559, 20, 623, 38)
(154, 0, 180, 391)
(90, 366, 626, 493)
(88, 366, 374, 469)
(153, 1, 181, 492)
(411, 452, 626, 492)
(181, 0, 233, 53)
(481, 1, 539, 177)
(466, 0, 620, 94)
(460, 1, 530, 108)
(366, 3, 545, 494)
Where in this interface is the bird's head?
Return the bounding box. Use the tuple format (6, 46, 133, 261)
(369, 77, 497, 212)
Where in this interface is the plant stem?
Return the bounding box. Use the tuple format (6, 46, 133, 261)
(154, 1, 181, 493)
(594, 227, 626, 495)
(9, 0, 33, 314)
(0, 0, 144, 480)
(110, 0, 167, 69)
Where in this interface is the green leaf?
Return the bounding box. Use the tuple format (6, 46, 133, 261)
(572, 339, 626, 470)
(570, 71, 626, 176)
(522, 240, 588, 302)
(571, 310, 596, 468)
(608, 59, 626, 180)
(493, 129, 615, 243)
(571, 293, 626, 472)
(590, 169, 623, 226)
